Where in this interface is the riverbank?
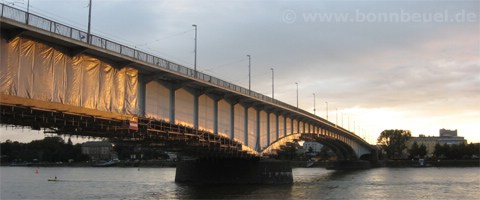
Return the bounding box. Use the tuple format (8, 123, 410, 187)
(2, 159, 478, 168)
(2, 160, 177, 168)
(384, 159, 480, 167)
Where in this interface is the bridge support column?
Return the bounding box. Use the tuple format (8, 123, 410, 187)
(213, 99, 219, 135)
(138, 74, 146, 116)
(193, 94, 199, 129)
(244, 106, 249, 145)
(255, 109, 260, 152)
(168, 85, 176, 123)
(175, 159, 293, 184)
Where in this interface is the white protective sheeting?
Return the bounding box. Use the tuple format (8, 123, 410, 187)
(145, 81, 170, 121)
(0, 37, 139, 115)
(217, 99, 231, 138)
(198, 94, 214, 132)
(175, 88, 194, 126)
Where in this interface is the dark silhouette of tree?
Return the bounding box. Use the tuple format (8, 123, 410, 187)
(418, 144, 427, 158)
(434, 143, 443, 158)
(409, 141, 420, 158)
(0, 137, 88, 163)
(433, 142, 480, 160)
(377, 129, 411, 159)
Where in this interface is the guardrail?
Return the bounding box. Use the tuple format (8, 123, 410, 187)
(0, 3, 367, 144)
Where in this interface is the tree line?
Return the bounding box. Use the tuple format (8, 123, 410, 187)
(377, 129, 480, 160)
(0, 137, 89, 163)
(0, 137, 172, 163)
(433, 142, 479, 160)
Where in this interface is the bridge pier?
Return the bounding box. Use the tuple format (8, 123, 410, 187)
(175, 159, 292, 184)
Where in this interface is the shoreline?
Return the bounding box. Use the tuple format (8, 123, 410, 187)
(2, 159, 479, 168)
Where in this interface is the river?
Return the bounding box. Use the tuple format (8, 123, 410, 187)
(1, 167, 479, 199)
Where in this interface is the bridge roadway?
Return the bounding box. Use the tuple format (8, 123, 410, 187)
(0, 4, 376, 183)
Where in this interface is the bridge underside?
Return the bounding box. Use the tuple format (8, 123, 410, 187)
(0, 96, 256, 159)
(300, 134, 358, 160)
(263, 133, 366, 161)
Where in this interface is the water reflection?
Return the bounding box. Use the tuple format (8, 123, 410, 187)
(175, 182, 293, 199)
(1, 167, 478, 199)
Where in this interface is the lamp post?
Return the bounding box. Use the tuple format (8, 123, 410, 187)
(270, 68, 274, 99)
(25, 0, 30, 24)
(295, 82, 298, 108)
(313, 93, 316, 115)
(192, 24, 197, 77)
(87, 0, 92, 44)
(247, 55, 251, 91)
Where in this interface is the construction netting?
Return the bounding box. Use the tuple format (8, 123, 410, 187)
(0, 36, 139, 115)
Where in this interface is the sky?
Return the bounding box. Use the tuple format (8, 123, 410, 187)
(1, 0, 479, 144)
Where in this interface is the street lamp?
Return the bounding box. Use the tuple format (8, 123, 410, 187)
(192, 24, 197, 77)
(87, 0, 92, 44)
(313, 93, 316, 115)
(270, 68, 274, 99)
(295, 82, 298, 108)
(247, 55, 251, 91)
(26, 0, 30, 24)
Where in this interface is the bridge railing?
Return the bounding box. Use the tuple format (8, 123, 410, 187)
(0, 3, 366, 143)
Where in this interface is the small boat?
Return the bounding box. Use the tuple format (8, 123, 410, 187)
(48, 177, 59, 181)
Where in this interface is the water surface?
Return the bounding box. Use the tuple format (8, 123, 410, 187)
(1, 167, 478, 199)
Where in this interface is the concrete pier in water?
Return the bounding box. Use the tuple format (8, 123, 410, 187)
(175, 159, 293, 184)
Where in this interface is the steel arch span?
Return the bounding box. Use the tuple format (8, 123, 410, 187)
(262, 133, 374, 161)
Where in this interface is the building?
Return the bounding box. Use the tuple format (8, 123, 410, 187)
(439, 128, 457, 137)
(303, 142, 323, 154)
(81, 141, 117, 161)
(407, 129, 466, 157)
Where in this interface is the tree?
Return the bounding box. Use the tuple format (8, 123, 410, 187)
(377, 129, 411, 159)
(418, 144, 427, 158)
(409, 141, 420, 159)
(434, 143, 443, 158)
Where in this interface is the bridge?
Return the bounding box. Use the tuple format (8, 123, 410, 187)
(0, 4, 376, 184)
